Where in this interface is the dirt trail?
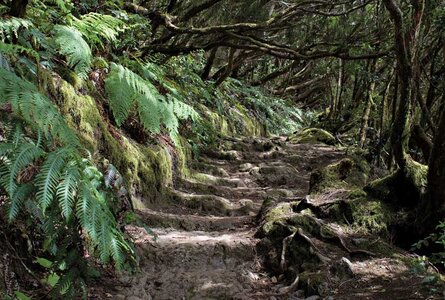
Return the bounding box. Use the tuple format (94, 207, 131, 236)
(91, 137, 441, 299)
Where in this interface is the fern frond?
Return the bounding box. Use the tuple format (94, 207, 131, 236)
(72, 13, 124, 49)
(0, 17, 33, 41)
(104, 63, 135, 125)
(36, 148, 71, 213)
(56, 163, 80, 220)
(105, 63, 199, 142)
(7, 183, 33, 222)
(0, 68, 80, 147)
(0, 41, 39, 61)
(136, 93, 162, 133)
(53, 25, 92, 79)
(5, 142, 44, 195)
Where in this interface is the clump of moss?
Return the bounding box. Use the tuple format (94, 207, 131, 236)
(260, 202, 293, 235)
(365, 158, 427, 207)
(58, 80, 177, 207)
(299, 271, 330, 297)
(92, 57, 109, 69)
(288, 128, 336, 145)
(309, 158, 368, 194)
(348, 197, 392, 236)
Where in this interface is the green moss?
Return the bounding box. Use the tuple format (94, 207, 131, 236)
(349, 197, 392, 236)
(289, 128, 336, 145)
(58, 80, 176, 207)
(92, 57, 109, 69)
(310, 158, 368, 193)
(365, 158, 427, 206)
(59, 81, 102, 150)
(262, 203, 293, 234)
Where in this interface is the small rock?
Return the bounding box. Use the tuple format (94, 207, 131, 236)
(271, 276, 278, 283)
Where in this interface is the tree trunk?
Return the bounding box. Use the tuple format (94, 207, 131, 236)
(201, 47, 218, 80)
(422, 96, 445, 231)
(9, 0, 29, 18)
(383, 0, 415, 170)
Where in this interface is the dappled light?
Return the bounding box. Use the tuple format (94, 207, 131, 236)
(1, 0, 444, 299)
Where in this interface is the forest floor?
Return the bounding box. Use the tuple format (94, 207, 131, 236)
(90, 136, 443, 300)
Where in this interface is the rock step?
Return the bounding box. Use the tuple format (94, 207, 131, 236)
(190, 172, 247, 188)
(178, 178, 304, 200)
(132, 228, 258, 265)
(123, 227, 263, 300)
(138, 208, 253, 231)
(170, 190, 258, 216)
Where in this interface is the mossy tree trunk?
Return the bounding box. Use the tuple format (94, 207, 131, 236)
(383, 0, 413, 170)
(422, 95, 445, 232)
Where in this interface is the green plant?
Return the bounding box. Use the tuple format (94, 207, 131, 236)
(105, 62, 199, 144)
(0, 122, 135, 298)
(412, 221, 445, 268)
(53, 25, 92, 79)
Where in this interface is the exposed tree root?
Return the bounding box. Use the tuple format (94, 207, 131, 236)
(280, 232, 296, 272)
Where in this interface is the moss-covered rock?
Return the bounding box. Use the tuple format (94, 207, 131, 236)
(309, 158, 368, 193)
(348, 197, 392, 236)
(57, 80, 180, 207)
(365, 158, 427, 207)
(288, 128, 336, 145)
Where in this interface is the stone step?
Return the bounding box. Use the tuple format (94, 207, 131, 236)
(170, 190, 257, 216)
(138, 208, 253, 231)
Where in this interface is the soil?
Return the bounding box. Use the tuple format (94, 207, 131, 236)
(89, 137, 444, 300)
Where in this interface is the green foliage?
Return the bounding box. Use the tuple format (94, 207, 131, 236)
(413, 221, 445, 268)
(0, 127, 135, 297)
(0, 68, 79, 147)
(53, 25, 92, 79)
(72, 13, 125, 49)
(105, 63, 199, 143)
(0, 17, 33, 41)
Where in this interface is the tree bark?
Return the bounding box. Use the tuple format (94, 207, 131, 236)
(201, 47, 218, 80)
(383, 0, 414, 170)
(422, 96, 445, 231)
(9, 0, 29, 18)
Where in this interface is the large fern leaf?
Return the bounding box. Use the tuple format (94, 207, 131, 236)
(56, 163, 80, 220)
(7, 183, 33, 222)
(36, 148, 71, 213)
(53, 25, 92, 79)
(105, 63, 199, 142)
(72, 13, 124, 49)
(0, 68, 80, 147)
(4, 142, 44, 195)
(0, 17, 33, 41)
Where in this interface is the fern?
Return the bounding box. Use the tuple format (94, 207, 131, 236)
(1, 142, 44, 195)
(0, 41, 39, 60)
(105, 63, 199, 143)
(7, 183, 33, 222)
(53, 25, 92, 79)
(72, 13, 124, 49)
(0, 68, 80, 147)
(36, 148, 71, 213)
(56, 164, 80, 220)
(0, 17, 33, 41)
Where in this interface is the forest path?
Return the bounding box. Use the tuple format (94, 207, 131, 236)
(91, 136, 440, 299)
(93, 136, 343, 299)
